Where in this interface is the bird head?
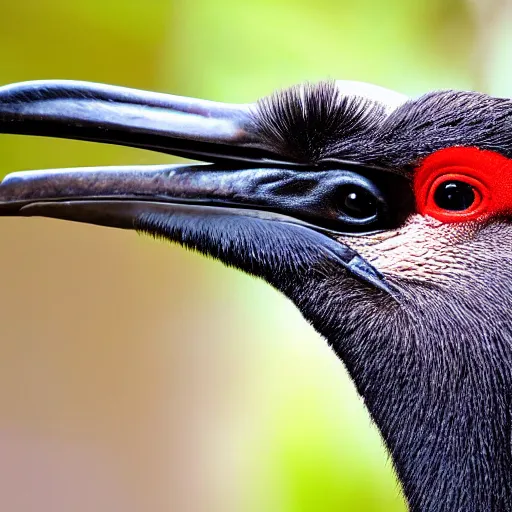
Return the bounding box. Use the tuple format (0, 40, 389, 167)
(0, 79, 510, 326)
(1, 79, 512, 509)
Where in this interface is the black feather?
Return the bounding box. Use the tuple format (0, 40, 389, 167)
(368, 90, 512, 171)
(252, 80, 387, 165)
(252, 83, 512, 176)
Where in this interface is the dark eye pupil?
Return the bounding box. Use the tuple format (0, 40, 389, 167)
(433, 181, 475, 211)
(340, 187, 377, 219)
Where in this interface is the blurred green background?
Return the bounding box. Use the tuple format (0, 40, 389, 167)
(0, 1, 504, 511)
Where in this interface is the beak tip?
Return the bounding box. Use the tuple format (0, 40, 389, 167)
(0, 170, 48, 207)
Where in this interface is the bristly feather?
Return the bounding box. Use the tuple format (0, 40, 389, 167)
(368, 90, 512, 171)
(252, 83, 512, 175)
(252, 80, 387, 165)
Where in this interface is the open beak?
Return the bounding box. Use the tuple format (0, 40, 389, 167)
(0, 80, 401, 294)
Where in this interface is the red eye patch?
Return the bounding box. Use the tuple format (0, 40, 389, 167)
(414, 146, 512, 223)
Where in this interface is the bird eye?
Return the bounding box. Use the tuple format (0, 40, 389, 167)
(338, 185, 378, 220)
(433, 180, 475, 211)
(413, 147, 499, 223)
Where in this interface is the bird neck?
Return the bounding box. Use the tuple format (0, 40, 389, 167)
(296, 282, 512, 512)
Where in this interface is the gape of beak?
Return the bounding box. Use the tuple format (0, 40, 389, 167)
(0, 80, 410, 295)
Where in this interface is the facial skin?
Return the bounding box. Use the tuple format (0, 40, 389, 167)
(341, 215, 478, 283)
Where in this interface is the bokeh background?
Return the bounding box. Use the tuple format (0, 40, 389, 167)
(0, 1, 507, 510)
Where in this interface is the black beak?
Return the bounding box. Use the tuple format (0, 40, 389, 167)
(0, 80, 403, 295)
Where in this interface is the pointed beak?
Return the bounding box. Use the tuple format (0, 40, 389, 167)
(0, 80, 404, 294)
(0, 79, 290, 165)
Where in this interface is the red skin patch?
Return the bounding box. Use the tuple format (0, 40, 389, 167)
(414, 147, 512, 223)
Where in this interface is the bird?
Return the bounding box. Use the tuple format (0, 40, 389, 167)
(0, 78, 511, 512)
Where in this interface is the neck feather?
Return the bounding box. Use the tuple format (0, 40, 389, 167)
(294, 279, 512, 512)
